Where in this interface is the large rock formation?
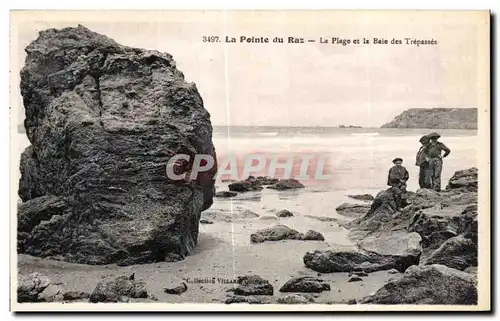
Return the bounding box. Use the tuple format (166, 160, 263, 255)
(342, 168, 479, 304)
(360, 265, 477, 305)
(446, 167, 478, 192)
(303, 232, 421, 273)
(17, 26, 217, 265)
(421, 235, 477, 270)
(17, 272, 63, 302)
(381, 108, 477, 129)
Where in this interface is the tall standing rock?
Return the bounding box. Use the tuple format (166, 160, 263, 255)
(18, 25, 217, 265)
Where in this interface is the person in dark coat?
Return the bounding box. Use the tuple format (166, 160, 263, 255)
(415, 135, 432, 189)
(387, 157, 409, 192)
(423, 132, 451, 191)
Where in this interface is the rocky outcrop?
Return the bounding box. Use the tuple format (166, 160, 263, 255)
(303, 232, 421, 273)
(17, 26, 216, 265)
(407, 193, 478, 251)
(360, 265, 477, 305)
(89, 273, 148, 303)
(279, 276, 330, 293)
(381, 108, 477, 129)
(268, 179, 305, 190)
(234, 275, 274, 296)
(341, 168, 479, 305)
(17, 272, 63, 302)
(422, 235, 477, 271)
(446, 167, 478, 192)
(345, 171, 477, 257)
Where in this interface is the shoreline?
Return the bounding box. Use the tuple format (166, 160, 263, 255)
(17, 168, 478, 305)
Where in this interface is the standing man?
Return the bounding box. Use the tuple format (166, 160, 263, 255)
(415, 135, 431, 189)
(424, 132, 451, 191)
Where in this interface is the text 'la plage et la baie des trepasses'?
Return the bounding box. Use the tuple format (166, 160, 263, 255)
(203, 35, 438, 46)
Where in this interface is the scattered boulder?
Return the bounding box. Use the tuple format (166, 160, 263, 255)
(255, 176, 279, 185)
(280, 276, 330, 293)
(17, 272, 63, 303)
(89, 273, 147, 303)
(63, 291, 91, 301)
(215, 191, 238, 198)
(446, 167, 478, 192)
(199, 219, 213, 224)
(387, 269, 399, 274)
(17, 25, 217, 265)
(228, 178, 263, 192)
(225, 295, 264, 304)
(277, 293, 315, 304)
(348, 276, 363, 282)
(335, 203, 371, 218)
(234, 275, 273, 296)
(250, 225, 303, 243)
(422, 235, 477, 271)
(304, 232, 421, 273)
(302, 230, 325, 241)
(276, 209, 294, 217)
(360, 264, 477, 305)
(268, 179, 305, 190)
(164, 282, 188, 295)
(348, 194, 374, 202)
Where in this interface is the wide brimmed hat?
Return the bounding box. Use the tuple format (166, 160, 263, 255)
(392, 157, 403, 163)
(427, 132, 441, 139)
(419, 135, 430, 144)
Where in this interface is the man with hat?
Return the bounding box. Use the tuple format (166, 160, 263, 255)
(423, 132, 451, 191)
(415, 135, 432, 189)
(387, 157, 409, 192)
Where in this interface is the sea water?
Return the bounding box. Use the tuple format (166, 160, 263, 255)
(210, 127, 477, 235)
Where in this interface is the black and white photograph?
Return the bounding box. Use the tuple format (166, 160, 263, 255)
(9, 10, 490, 311)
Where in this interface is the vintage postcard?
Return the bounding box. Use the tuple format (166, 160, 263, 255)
(10, 10, 490, 311)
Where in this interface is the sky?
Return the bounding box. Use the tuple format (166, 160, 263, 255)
(11, 11, 485, 127)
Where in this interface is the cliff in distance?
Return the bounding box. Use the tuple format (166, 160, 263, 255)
(381, 108, 477, 129)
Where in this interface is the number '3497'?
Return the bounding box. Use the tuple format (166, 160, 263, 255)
(203, 36, 220, 43)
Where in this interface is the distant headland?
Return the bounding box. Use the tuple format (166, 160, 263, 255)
(381, 108, 477, 129)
